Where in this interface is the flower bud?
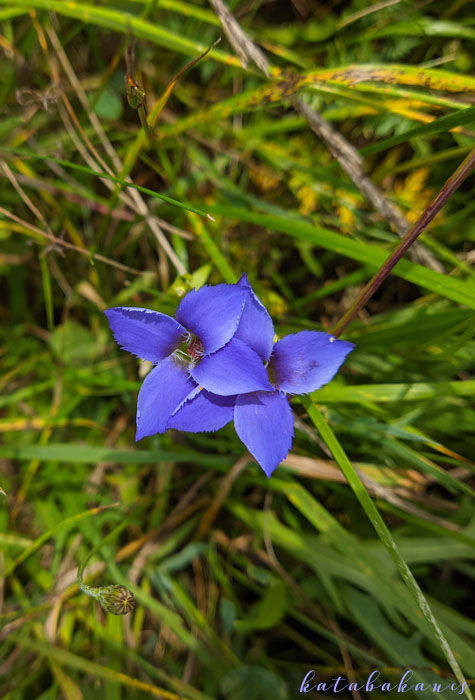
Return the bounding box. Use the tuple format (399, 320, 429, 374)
(95, 584, 136, 615)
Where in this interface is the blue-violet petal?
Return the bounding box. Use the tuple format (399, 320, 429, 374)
(136, 356, 196, 439)
(175, 284, 247, 355)
(234, 390, 294, 477)
(234, 273, 274, 362)
(190, 337, 274, 396)
(269, 331, 354, 394)
(105, 307, 186, 363)
(168, 389, 235, 432)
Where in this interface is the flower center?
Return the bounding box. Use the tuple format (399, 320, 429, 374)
(187, 336, 204, 360)
(267, 358, 277, 387)
(173, 333, 204, 367)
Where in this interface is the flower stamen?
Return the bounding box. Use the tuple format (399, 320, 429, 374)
(188, 336, 204, 361)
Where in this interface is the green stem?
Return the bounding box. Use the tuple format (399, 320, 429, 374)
(77, 521, 136, 616)
(138, 105, 156, 144)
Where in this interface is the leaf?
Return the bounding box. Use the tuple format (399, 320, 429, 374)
(157, 543, 209, 574)
(220, 599, 237, 636)
(50, 320, 105, 366)
(190, 263, 212, 289)
(234, 581, 288, 631)
(93, 86, 123, 121)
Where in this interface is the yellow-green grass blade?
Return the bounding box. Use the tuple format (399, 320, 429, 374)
(312, 380, 475, 403)
(161, 72, 475, 140)
(0, 7, 26, 19)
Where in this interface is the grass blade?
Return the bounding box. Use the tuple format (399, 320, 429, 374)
(302, 397, 471, 699)
(209, 206, 475, 309)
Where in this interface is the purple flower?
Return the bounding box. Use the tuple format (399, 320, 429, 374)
(105, 275, 354, 477)
(105, 281, 273, 440)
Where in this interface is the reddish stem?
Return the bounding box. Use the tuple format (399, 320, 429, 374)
(332, 148, 475, 338)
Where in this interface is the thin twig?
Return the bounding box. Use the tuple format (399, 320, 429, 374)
(45, 18, 187, 276)
(0, 206, 141, 275)
(338, 0, 401, 28)
(0, 161, 54, 236)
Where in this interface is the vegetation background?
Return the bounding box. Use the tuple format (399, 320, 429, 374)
(0, 1, 474, 699)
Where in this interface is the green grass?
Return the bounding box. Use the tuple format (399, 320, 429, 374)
(1, 1, 475, 699)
